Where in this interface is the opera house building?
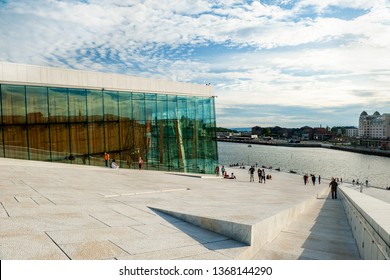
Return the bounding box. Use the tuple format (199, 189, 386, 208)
(0, 62, 218, 173)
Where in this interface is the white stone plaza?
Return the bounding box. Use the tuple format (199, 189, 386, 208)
(0, 158, 389, 260)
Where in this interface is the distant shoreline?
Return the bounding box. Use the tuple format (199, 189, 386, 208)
(217, 138, 390, 158)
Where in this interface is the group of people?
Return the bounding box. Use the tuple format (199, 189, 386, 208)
(248, 166, 271, 183)
(303, 174, 321, 185)
(215, 165, 236, 179)
(104, 152, 143, 170)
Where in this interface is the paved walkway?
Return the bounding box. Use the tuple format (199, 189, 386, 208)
(1, 158, 382, 260)
(252, 191, 361, 259)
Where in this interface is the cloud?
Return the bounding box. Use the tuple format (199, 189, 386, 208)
(0, 0, 388, 128)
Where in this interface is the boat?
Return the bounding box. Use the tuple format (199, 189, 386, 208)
(248, 144, 252, 147)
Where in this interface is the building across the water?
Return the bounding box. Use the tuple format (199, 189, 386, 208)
(359, 111, 390, 139)
(0, 62, 218, 173)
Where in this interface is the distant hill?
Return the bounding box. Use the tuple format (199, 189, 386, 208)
(216, 127, 239, 133)
(228, 127, 251, 132)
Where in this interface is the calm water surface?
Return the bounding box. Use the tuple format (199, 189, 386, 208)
(218, 141, 390, 188)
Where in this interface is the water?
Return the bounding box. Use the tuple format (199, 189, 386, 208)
(218, 141, 390, 188)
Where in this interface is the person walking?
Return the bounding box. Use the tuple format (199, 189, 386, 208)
(318, 175, 321, 184)
(215, 165, 220, 176)
(311, 175, 316, 186)
(329, 178, 338, 199)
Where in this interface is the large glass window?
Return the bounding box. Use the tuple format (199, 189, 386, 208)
(87, 90, 103, 122)
(50, 124, 70, 162)
(69, 89, 87, 123)
(132, 93, 145, 121)
(0, 129, 3, 157)
(104, 122, 120, 154)
(1, 85, 26, 124)
(69, 123, 88, 162)
(48, 88, 68, 123)
(118, 91, 132, 121)
(0, 83, 218, 173)
(28, 125, 51, 161)
(118, 91, 134, 167)
(26, 86, 48, 124)
(3, 125, 28, 159)
(88, 123, 104, 156)
(104, 90, 119, 121)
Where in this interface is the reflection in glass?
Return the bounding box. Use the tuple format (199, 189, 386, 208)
(0, 83, 218, 173)
(26, 86, 48, 124)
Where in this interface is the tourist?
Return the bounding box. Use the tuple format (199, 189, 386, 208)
(138, 156, 143, 170)
(329, 178, 338, 199)
(111, 159, 119, 169)
(224, 173, 236, 179)
(221, 165, 225, 176)
(215, 165, 220, 176)
(262, 169, 266, 183)
(311, 175, 316, 186)
(318, 175, 321, 184)
(257, 168, 262, 183)
(249, 166, 255, 182)
(303, 174, 308, 185)
(104, 152, 110, 167)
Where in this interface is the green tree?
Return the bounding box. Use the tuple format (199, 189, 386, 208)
(262, 127, 271, 136)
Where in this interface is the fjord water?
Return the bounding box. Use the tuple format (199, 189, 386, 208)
(218, 141, 390, 189)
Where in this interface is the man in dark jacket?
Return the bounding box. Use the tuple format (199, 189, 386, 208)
(329, 178, 338, 199)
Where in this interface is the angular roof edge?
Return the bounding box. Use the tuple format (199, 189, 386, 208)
(0, 61, 213, 97)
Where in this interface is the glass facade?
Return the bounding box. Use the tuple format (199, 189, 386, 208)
(0, 84, 218, 173)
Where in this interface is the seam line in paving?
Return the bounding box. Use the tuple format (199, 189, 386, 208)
(1, 202, 10, 217)
(89, 214, 112, 228)
(45, 232, 72, 260)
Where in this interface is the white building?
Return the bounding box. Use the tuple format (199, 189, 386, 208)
(358, 111, 390, 139)
(345, 127, 358, 138)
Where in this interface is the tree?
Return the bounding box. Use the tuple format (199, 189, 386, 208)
(262, 127, 271, 136)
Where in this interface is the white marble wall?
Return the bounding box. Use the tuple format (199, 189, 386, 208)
(0, 62, 213, 97)
(340, 186, 390, 260)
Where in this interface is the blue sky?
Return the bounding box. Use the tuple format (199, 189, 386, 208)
(0, 0, 389, 128)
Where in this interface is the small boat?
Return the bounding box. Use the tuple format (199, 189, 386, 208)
(248, 144, 252, 147)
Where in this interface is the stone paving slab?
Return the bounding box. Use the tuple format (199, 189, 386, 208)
(0, 157, 355, 260)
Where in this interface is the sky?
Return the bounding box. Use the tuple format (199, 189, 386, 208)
(0, 0, 389, 129)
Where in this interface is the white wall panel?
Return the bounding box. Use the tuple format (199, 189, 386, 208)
(0, 62, 212, 96)
(26, 65, 41, 84)
(67, 70, 80, 87)
(3, 63, 18, 81)
(17, 64, 28, 82)
(39, 67, 48, 84)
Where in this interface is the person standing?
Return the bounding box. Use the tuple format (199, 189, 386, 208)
(221, 165, 226, 177)
(215, 165, 220, 176)
(249, 166, 255, 182)
(329, 178, 338, 199)
(138, 156, 143, 170)
(262, 169, 266, 183)
(318, 175, 321, 184)
(311, 175, 316, 186)
(104, 152, 110, 167)
(257, 168, 262, 183)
